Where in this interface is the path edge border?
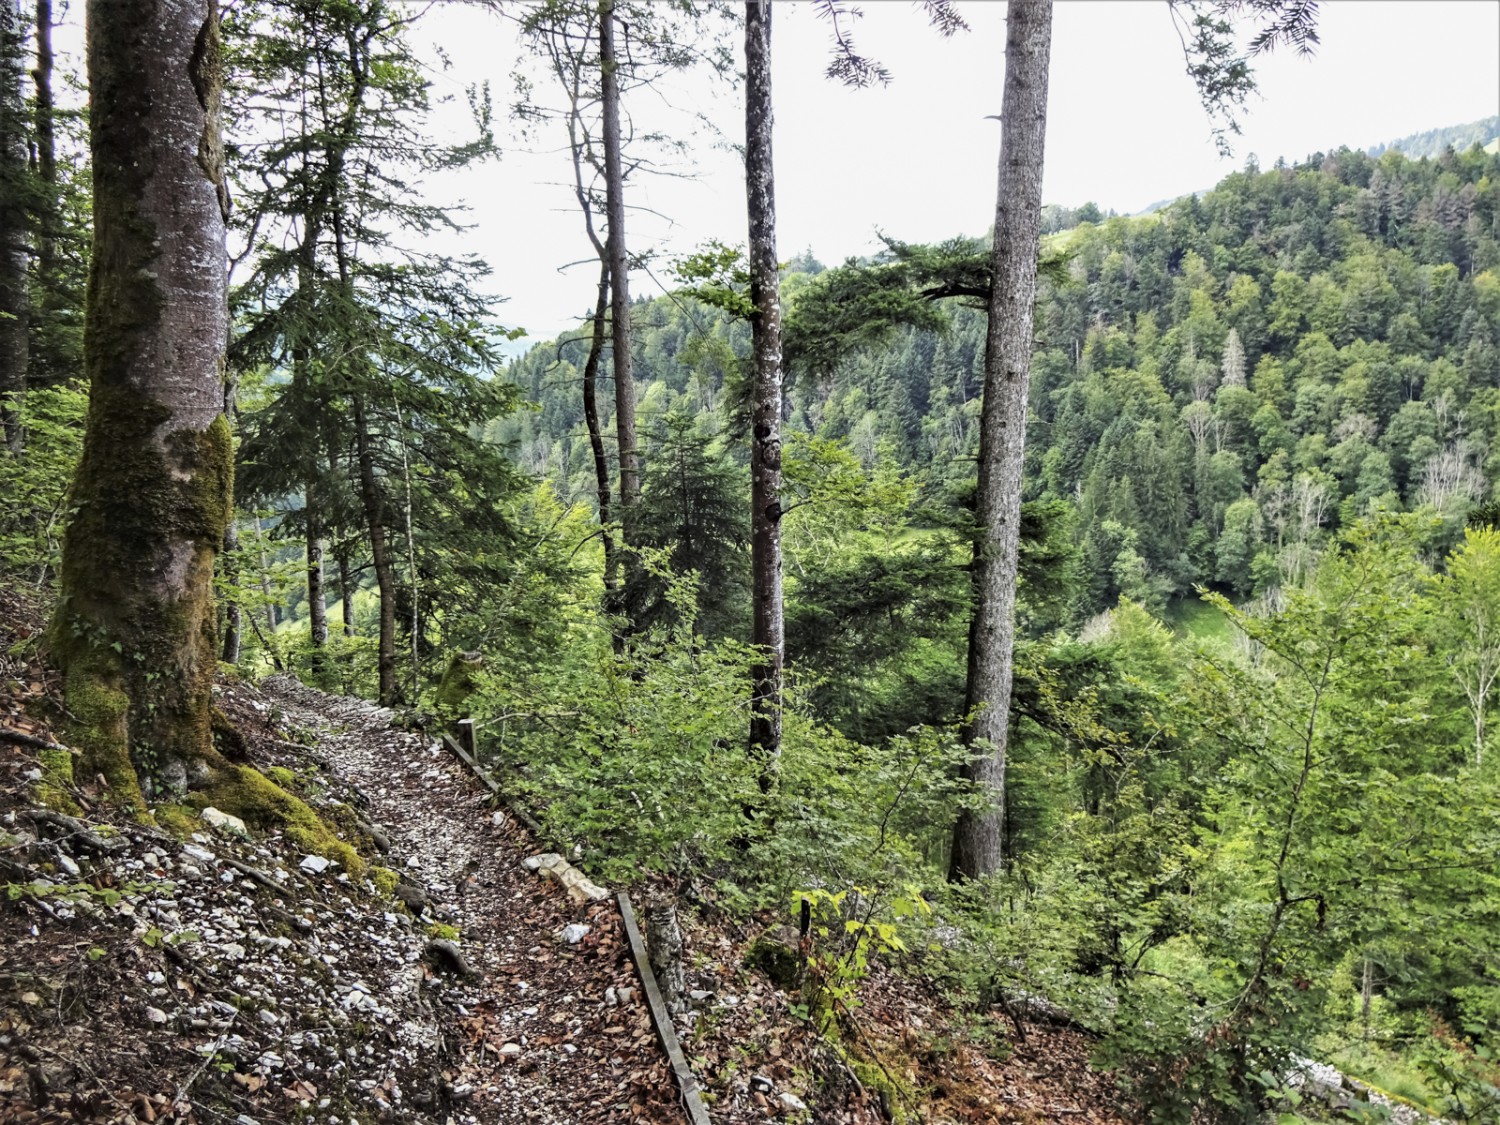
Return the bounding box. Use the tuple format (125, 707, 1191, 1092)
(438, 730, 714, 1125)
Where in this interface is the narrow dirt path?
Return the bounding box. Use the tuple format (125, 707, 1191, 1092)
(260, 676, 681, 1125)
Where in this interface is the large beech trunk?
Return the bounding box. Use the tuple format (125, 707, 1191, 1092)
(599, 1, 638, 554)
(949, 0, 1053, 882)
(744, 0, 784, 787)
(51, 0, 232, 803)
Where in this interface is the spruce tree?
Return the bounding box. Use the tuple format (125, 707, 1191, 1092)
(227, 0, 523, 703)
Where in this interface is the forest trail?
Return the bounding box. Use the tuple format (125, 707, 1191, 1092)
(256, 676, 680, 1124)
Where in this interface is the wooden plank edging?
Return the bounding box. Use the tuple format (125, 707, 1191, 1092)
(617, 891, 714, 1125)
(438, 725, 714, 1124)
(439, 731, 545, 836)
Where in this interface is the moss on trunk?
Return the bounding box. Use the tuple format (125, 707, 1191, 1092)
(432, 650, 483, 719)
(49, 0, 232, 805)
(50, 400, 233, 801)
(34, 747, 81, 815)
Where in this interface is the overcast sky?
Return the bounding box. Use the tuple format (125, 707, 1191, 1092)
(407, 0, 1499, 349)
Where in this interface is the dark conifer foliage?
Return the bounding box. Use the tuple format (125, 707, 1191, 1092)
(224, 0, 525, 701)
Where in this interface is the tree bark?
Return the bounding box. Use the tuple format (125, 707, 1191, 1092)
(581, 261, 619, 597)
(744, 0, 784, 788)
(306, 511, 328, 659)
(352, 394, 398, 705)
(0, 0, 30, 453)
(950, 0, 1052, 882)
(51, 0, 233, 804)
(28, 0, 56, 389)
(221, 516, 241, 665)
(220, 366, 241, 664)
(219, 292, 240, 669)
(599, 0, 639, 548)
(337, 546, 354, 636)
(645, 898, 688, 1018)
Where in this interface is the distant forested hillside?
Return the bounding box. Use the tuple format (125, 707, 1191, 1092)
(500, 142, 1500, 623)
(1367, 114, 1500, 160)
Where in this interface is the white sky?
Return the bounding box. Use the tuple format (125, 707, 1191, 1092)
(409, 0, 1500, 349)
(46, 1, 1500, 346)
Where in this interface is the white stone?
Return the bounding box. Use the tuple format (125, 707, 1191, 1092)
(499, 1043, 522, 1057)
(779, 1092, 808, 1113)
(200, 807, 249, 838)
(298, 855, 333, 874)
(145, 1006, 168, 1024)
(57, 854, 81, 877)
(181, 844, 216, 864)
(557, 923, 590, 945)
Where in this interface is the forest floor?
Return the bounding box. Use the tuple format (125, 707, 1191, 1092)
(1, 583, 1133, 1124)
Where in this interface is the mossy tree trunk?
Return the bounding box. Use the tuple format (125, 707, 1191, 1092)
(50, 0, 233, 806)
(0, 0, 30, 453)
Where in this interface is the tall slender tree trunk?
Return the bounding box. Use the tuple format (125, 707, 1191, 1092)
(221, 517, 242, 665)
(561, 50, 621, 615)
(337, 547, 354, 636)
(581, 261, 619, 597)
(51, 0, 232, 804)
(253, 514, 277, 636)
(306, 506, 328, 654)
(28, 0, 56, 387)
(351, 394, 398, 705)
(293, 238, 329, 663)
(30, 0, 51, 207)
(599, 0, 638, 553)
(744, 0, 784, 788)
(0, 0, 30, 452)
(949, 0, 1053, 882)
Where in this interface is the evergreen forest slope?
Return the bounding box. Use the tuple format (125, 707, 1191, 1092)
(502, 140, 1500, 623)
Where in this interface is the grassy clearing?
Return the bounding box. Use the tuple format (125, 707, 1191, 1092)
(1164, 596, 1234, 647)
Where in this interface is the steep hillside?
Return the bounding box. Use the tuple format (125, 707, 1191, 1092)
(501, 141, 1500, 623)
